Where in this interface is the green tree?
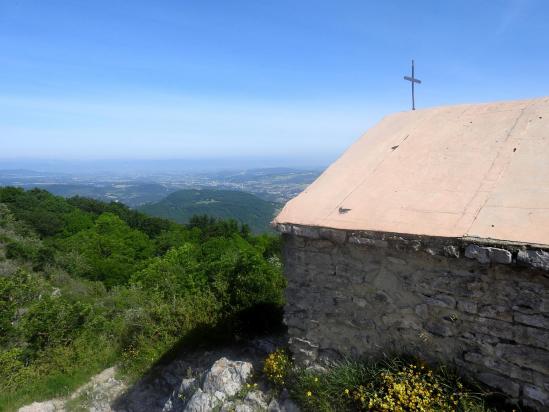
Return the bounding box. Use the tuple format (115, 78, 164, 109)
(58, 213, 154, 287)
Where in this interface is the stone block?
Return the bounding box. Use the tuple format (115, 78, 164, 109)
(443, 245, 460, 258)
(386, 256, 407, 265)
(514, 312, 549, 329)
(476, 372, 520, 398)
(496, 343, 549, 375)
(464, 350, 534, 383)
(457, 300, 478, 314)
(513, 325, 549, 350)
(353, 297, 367, 308)
(414, 304, 429, 319)
(425, 320, 455, 337)
(276, 224, 292, 234)
(292, 226, 319, 239)
(464, 245, 512, 264)
(464, 317, 514, 340)
(465, 245, 490, 264)
(348, 236, 388, 248)
(424, 294, 456, 309)
(319, 228, 347, 244)
(523, 384, 549, 406)
(478, 304, 512, 322)
(517, 249, 549, 271)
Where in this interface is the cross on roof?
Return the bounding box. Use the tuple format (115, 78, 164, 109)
(404, 59, 422, 110)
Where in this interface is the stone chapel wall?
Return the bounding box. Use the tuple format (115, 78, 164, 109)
(280, 226, 549, 410)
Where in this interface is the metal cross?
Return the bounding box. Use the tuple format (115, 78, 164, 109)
(403, 59, 421, 110)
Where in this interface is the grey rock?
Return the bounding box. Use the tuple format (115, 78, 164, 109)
(514, 312, 549, 329)
(457, 300, 477, 314)
(276, 224, 292, 234)
(523, 384, 549, 406)
(268, 399, 282, 412)
(487, 247, 512, 264)
(185, 389, 221, 412)
(162, 378, 198, 411)
(517, 249, 549, 271)
(348, 236, 388, 248)
(443, 245, 460, 258)
(202, 358, 253, 398)
(267, 398, 300, 412)
(319, 228, 346, 244)
(386, 256, 407, 265)
(244, 390, 269, 410)
(464, 245, 511, 264)
(464, 244, 488, 263)
(292, 226, 319, 239)
(18, 400, 63, 412)
(477, 372, 520, 398)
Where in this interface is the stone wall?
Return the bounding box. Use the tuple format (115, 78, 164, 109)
(280, 225, 549, 410)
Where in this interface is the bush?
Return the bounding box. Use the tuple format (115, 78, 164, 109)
(262, 351, 495, 412)
(264, 348, 292, 387)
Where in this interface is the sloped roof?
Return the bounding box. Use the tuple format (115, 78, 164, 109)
(274, 97, 549, 246)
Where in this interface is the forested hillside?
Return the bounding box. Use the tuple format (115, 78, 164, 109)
(139, 189, 279, 233)
(0, 187, 285, 411)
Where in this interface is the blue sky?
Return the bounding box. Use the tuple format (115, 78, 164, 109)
(1, 0, 548, 165)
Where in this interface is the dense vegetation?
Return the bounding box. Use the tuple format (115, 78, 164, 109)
(138, 189, 279, 234)
(0, 187, 285, 411)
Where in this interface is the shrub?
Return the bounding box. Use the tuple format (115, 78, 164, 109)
(264, 348, 292, 387)
(0, 189, 288, 410)
(262, 352, 494, 412)
(351, 363, 461, 411)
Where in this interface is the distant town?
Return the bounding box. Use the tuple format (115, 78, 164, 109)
(0, 167, 321, 207)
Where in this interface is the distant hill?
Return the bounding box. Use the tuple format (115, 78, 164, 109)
(139, 189, 279, 233)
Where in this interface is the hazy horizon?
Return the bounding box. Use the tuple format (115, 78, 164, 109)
(0, 156, 330, 174)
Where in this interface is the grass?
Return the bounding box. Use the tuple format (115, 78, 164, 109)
(264, 350, 506, 412)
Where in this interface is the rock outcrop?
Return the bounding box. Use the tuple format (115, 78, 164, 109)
(18, 336, 299, 412)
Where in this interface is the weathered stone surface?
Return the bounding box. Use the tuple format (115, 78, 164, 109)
(244, 390, 269, 410)
(202, 358, 253, 398)
(517, 249, 549, 271)
(477, 372, 520, 398)
(514, 312, 549, 329)
(464, 245, 512, 264)
(292, 226, 319, 239)
(443, 245, 460, 258)
(318, 228, 346, 244)
(276, 224, 293, 234)
(524, 384, 549, 405)
(267, 397, 300, 412)
(464, 245, 490, 264)
(185, 388, 222, 412)
(457, 300, 478, 314)
(18, 401, 63, 412)
(348, 236, 388, 248)
(282, 235, 549, 410)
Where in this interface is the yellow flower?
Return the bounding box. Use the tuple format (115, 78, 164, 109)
(306, 391, 312, 397)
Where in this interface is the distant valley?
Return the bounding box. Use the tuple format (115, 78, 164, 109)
(139, 189, 279, 233)
(0, 167, 320, 207)
(0, 167, 319, 232)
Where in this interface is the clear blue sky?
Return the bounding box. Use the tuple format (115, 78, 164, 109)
(1, 0, 548, 164)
